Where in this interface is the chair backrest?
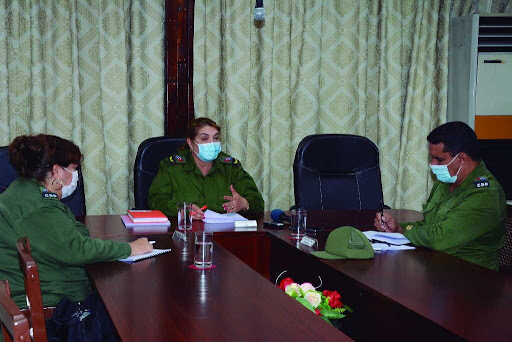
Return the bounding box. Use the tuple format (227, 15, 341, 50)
(134, 136, 186, 209)
(499, 211, 512, 273)
(0, 279, 31, 342)
(293, 134, 384, 210)
(0, 146, 86, 216)
(16, 237, 47, 342)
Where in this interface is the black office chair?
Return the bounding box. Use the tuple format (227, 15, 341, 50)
(0, 146, 86, 216)
(133, 136, 186, 209)
(293, 134, 385, 210)
(499, 215, 512, 273)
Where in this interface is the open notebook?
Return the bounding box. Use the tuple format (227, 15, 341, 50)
(119, 248, 171, 263)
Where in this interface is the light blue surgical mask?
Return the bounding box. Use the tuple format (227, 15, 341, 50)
(193, 141, 221, 162)
(430, 153, 462, 184)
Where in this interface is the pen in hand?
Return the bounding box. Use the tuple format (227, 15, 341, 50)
(191, 205, 207, 217)
(380, 199, 385, 230)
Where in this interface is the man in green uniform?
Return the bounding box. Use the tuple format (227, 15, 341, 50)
(375, 121, 506, 270)
(148, 148, 264, 217)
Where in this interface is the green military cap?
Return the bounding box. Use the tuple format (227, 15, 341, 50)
(311, 226, 374, 260)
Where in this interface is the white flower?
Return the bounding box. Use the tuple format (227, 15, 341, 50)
(285, 283, 301, 297)
(300, 282, 315, 294)
(304, 291, 322, 308)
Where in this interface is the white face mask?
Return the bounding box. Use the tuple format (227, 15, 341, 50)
(59, 167, 79, 199)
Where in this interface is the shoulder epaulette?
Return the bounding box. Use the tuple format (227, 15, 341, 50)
(41, 189, 58, 199)
(473, 177, 490, 188)
(169, 154, 186, 164)
(220, 156, 239, 165)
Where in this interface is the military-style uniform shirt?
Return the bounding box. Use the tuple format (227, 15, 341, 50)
(148, 149, 264, 216)
(0, 178, 131, 308)
(401, 161, 506, 270)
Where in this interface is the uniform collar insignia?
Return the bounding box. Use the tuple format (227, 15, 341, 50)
(220, 156, 239, 165)
(41, 189, 58, 199)
(169, 154, 186, 164)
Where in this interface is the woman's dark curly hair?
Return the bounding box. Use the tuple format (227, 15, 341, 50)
(8, 134, 83, 182)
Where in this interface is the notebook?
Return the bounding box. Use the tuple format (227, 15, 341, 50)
(121, 215, 170, 228)
(119, 249, 172, 263)
(127, 210, 169, 223)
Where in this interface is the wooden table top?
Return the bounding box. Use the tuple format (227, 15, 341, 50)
(85, 216, 350, 341)
(83, 210, 512, 341)
(269, 229, 512, 341)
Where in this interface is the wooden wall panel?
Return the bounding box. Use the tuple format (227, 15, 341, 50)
(165, 0, 195, 137)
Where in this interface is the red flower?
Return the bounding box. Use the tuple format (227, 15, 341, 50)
(323, 290, 343, 308)
(315, 309, 322, 316)
(278, 277, 294, 290)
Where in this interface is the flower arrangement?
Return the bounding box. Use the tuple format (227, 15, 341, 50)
(277, 274, 352, 324)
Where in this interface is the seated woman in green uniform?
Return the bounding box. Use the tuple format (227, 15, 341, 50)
(149, 117, 264, 219)
(0, 134, 153, 310)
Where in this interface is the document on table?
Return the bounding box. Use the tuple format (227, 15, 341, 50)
(119, 249, 172, 263)
(202, 209, 248, 224)
(363, 231, 412, 245)
(371, 243, 415, 251)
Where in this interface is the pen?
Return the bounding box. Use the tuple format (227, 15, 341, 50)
(149, 241, 156, 244)
(380, 199, 385, 229)
(191, 205, 207, 217)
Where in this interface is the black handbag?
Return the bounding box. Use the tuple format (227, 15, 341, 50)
(45, 293, 118, 342)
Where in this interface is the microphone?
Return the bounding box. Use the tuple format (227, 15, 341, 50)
(254, 0, 265, 21)
(271, 209, 290, 222)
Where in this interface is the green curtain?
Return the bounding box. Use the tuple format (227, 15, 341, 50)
(193, 0, 511, 211)
(0, 0, 165, 214)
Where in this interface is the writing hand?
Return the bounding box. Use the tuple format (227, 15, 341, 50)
(128, 237, 153, 256)
(222, 184, 249, 213)
(374, 212, 402, 233)
(190, 204, 205, 220)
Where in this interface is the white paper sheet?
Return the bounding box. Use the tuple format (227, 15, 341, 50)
(363, 231, 412, 245)
(371, 243, 416, 251)
(202, 209, 248, 223)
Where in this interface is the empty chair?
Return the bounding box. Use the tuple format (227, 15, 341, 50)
(0, 279, 30, 342)
(293, 134, 384, 210)
(16, 237, 48, 342)
(0, 146, 86, 216)
(133, 137, 186, 209)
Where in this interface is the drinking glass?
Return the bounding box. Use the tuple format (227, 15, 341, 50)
(194, 232, 213, 268)
(290, 209, 307, 239)
(178, 202, 192, 230)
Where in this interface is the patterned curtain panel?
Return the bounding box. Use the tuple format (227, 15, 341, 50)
(194, 0, 510, 211)
(0, 0, 165, 214)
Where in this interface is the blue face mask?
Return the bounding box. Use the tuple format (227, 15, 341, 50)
(193, 141, 221, 162)
(430, 153, 462, 183)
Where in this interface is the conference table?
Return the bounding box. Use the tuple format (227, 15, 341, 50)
(83, 210, 512, 341)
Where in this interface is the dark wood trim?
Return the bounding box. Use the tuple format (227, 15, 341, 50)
(165, 0, 195, 137)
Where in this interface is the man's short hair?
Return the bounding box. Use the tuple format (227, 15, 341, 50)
(427, 121, 481, 161)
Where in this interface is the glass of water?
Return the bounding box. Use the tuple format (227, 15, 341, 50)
(194, 232, 213, 268)
(290, 209, 307, 239)
(177, 202, 192, 230)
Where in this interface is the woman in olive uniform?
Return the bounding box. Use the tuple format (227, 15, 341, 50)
(0, 134, 152, 309)
(148, 117, 264, 219)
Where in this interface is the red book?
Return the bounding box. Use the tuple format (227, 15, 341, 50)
(127, 210, 168, 223)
